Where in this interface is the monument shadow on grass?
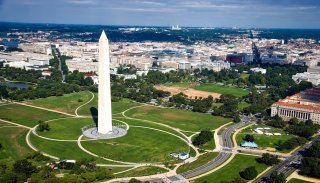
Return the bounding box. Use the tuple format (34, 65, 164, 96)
(90, 107, 98, 127)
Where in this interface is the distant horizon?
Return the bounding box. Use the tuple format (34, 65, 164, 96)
(1, 0, 320, 29)
(2, 21, 320, 30)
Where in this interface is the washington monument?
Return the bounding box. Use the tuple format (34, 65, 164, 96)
(98, 30, 113, 134)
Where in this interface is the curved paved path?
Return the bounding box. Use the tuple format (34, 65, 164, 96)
(75, 92, 95, 117)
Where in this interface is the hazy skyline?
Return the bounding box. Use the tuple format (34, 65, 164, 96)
(0, 0, 320, 28)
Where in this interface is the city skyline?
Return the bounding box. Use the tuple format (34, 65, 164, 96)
(0, 0, 320, 29)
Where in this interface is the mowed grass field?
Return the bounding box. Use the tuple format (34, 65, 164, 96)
(0, 104, 67, 127)
(116, 166, 167, 178)
(38, 117, 95, 140)
(25, 92, 141, 116)
(81, 127, 189, 163)
(114, 117, 187, 140)
(212, 102, 251, 111)
(0, 127, 33, 164)
(125, 105, 231, 132)
(26, 92, 93, 115)
(236, 124, 295, 152)
(195, 154, 268, 183)
(287, 179, 313, 183)
(77, 93, 141, 116)
(195, 84, 249, 97)
(29, 133, 113, 164)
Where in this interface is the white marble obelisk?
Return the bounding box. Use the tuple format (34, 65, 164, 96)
(98, 30, 113, 134)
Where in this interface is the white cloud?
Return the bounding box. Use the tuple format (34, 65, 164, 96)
(67, 0, 96, 5)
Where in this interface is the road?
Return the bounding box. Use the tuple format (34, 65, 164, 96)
(180, 115, 253, 179)
(52, 47, 66, 82)
(256, 136, 320, 183)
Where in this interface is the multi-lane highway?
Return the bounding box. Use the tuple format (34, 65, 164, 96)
(181, 116, 253, 179)
(256, 136, 320, 183)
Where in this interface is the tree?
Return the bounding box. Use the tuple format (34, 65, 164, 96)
(256, 153, 280, 166)
(269, 171, 286, 183)
(192, 130, 213, 146)
(288, 118, 299, 125)
(244, 134, 255, 142)
(307, 142, 320, 158)
(13, 159, 37, 178)
(0, 172, 18, 183)
(233, 114, 241, 123)
(129, 178, 142, 183)
(240, 166, 258, 180)
(37, 120, 50, 132)
(300, 157, 320, 178)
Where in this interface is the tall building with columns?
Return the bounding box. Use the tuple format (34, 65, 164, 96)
(98, 31, 113, 134)
(271, 86, 320, 124)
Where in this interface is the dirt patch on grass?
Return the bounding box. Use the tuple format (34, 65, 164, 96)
(155, 85, 221, 99)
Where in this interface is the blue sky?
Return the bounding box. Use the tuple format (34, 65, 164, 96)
(0, 0, 320, 28)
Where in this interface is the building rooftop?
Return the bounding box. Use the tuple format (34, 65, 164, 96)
(273, 87, 320, 111)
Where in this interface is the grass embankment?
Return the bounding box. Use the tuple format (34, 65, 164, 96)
(195, 154, 268, 183)
(177, 152, 219, 174)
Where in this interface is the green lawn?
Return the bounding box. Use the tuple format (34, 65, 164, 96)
(238, 102, 251, 111)
(212, 102, 251, 111)
(81, 127, 189, 163)
(177, 152, 218, 174)
(76, 93, 140, 116)
(195, 154, 268, 183)
(26, 92, 141, 116)
(0, 127, 33, 164)
(125, 105, 231, 132)
(163, 82, 192, 87)
(236, 124, 295, 152)
(116, 166, 167, 178)
(114, 117, 187, 140)
(26, 92, 93, 115)
(38, 117, 95, 140)
(29, 133, 111, 164)
(195, 84, 249, 97)
(287, 178, 313, 183)
(0, 104, 67, 127)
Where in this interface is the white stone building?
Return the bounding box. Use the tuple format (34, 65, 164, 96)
(271, 87, 320, 124)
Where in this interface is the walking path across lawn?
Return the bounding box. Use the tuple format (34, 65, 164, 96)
(75, 92, 95, 117)
(121, 105, 200, 158)
(15, 102, 76, 117)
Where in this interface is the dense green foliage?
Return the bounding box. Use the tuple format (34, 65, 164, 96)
(37, 120, 50, 132)
(300, 142, 320, 178)
(277, 137, 307, 151)
(192, 130, 213, 146)
(269, 171, 286, 183)
(256, 153, 280, 166)
(286, 120, 320, 139)
(239, 166, 258, 180)
(243, 134, 255, 142)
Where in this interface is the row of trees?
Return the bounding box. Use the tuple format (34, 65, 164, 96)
(0, 154, 114, 183)
(267, 116, 320, 139)
(300, 142, 320, 178)
(170, 93, 214, 113)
